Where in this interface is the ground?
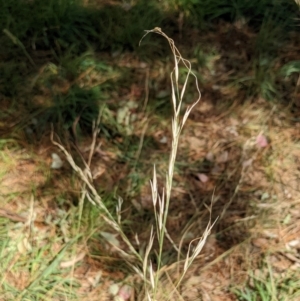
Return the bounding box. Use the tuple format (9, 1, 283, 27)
(1, 1, 300, 300)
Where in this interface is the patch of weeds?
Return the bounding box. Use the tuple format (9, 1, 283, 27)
(0, 61, 29, 97)
(82, 202, 105, 232)
(118, 134, 161, 165)
(84, 194, 118, 226)
(0, 139, 19, 151)
(280, 60, 300, 79)
(234, 54, 279, 101)
(280, 60, 300, 96)
(233, 263, 300, 301)
(0, 217, 80, 300)
(20, 52, 123, 139)
(36, 85, 102, 135)
(193, 44, 219, 73)
(229, 3, 297, 100)
(57, 50, 120, 83)
(169, 0, 298, 101)
(163, 0, 297, 30)
(0, 0, 166, 116)
(255, 17, 286, 58)
(0, 0, 97, 54)
(247, 3, 296, 100)
(96, 1, 165, 53)
(0, 0, 165, 56)
(250, 8, 292, 99)
(147, 96, 173, 119)
(241, 58, 278, 101)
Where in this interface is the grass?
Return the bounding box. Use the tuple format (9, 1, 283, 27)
(0, 0, 298, 142)
(0, 209, 80, 300)
(1, 0, 300, 300)
(234, 260, 300, 301)
(49, 28, 216, 300)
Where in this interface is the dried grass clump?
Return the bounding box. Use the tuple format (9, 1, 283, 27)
(52, 28, 215, 301)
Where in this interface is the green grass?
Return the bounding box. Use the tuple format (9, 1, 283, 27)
(0, 0, 298, 138)
(0, 0, 165, 56)
(0, 217, 80, 300)
(233, 262, 300, 301)
(0, 179, 110, 300)
(168, 0, 297, 28)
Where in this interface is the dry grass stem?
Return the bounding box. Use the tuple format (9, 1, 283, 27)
(52, 28, 213, 301)
(51, 129, 142, 265)
(140, 28, 213, 299)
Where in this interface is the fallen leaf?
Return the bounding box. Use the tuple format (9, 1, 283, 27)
(159, 136, 168, 144)
(87, 271, 102, 287)
(242, 158, 253, 168)
(100, 232, 120, 248)
(252, 238, 269, 249)
(256, 134, 268, 148)
(51, 153, 63, 169)
(60, 252, 86, 268)
(92, 165, 106, 179)
(205, 152, 214, 162)
(211, 165, 222, 175)
(226, 125, 239, 136)
(116, 101, 138, 135)
(185, 137, 205, 152)
(197, 173, 209, 183)
(109, 283, 119, 296)
(216, 151, 228, 163)
(17, 236, 32, 253)
(288, 239, 300, 248)
(261, 192, 269, 200)
(117, 285, 132, 301)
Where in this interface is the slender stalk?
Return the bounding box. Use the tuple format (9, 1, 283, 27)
(140, 28, 201, 299)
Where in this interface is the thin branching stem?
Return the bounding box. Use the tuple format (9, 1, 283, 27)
(140, 28, 203, 299)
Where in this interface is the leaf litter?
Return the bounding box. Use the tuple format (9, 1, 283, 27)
(1, 18, 300, 301)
